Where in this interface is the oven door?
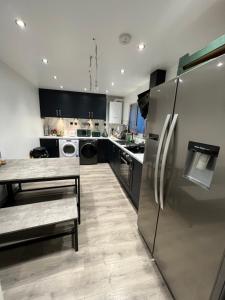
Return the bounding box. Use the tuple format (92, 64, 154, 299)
(119, 151, 133, 189)
(62, 142, 76, 157)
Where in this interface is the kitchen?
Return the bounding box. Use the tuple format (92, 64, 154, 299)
(0, 1, 225, 299)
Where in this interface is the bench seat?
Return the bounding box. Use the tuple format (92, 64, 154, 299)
(0, 197, 78, 251)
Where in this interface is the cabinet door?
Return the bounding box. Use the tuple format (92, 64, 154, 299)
(112, 144, 120, 175)
(130, 159, 142, 209)
(89, 94, 106, 120)
(108, 141, 118, 171)
(59, 91, 90, 119)
(40, 139, 59, 158)
(39, 89, 61, 117)
(39, 89, 90, 119)
(97, 139, 108, 163)
(108, 140, 113, 165)
(39, 89, 106, 119)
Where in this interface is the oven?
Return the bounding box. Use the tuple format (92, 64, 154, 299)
(119, 150, 133, 189)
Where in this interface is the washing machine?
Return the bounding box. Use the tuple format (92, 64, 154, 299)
(59, 139, 79, 157)
(79, 139, 98, 165)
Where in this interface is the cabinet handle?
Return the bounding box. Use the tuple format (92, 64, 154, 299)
(91, 112, 93, 119)
(88, 112, 90, 119)
(56, 140, 58, 146)
(59, 109, 62, 117)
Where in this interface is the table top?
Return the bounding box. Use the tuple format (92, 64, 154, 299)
(0, 158, 80, 183)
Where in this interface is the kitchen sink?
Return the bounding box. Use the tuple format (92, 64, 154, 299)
(124, 144, 145, 154)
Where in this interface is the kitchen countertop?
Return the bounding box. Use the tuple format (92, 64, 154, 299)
(40, 136, 108, 140)
(40, 136, 144, 164)
(109, 138, 144, 164)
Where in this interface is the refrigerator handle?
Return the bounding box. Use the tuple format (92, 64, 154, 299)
(154, 114, 171, 204)
(159, 114, 178, 210)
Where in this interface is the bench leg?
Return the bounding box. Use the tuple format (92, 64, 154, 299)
(77, 177, 81, 224)
(73, 219, 78, 252)
(6, 183, 15, 205)
(74, 178, 78, 195)
(18, 183, 22, 192)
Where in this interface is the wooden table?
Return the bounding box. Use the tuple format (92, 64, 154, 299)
(0, 158, 80, 223)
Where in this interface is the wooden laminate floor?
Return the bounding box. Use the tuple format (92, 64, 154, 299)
(0, 164, 172, 300)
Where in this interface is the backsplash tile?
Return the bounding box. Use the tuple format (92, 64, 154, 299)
(42, 117, 106, 136)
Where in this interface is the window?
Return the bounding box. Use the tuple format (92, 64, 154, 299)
(128, 103, 145, 134)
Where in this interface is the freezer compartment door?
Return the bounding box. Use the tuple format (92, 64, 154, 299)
(138, 79, 178, 253)
(154, 54, 225, 300)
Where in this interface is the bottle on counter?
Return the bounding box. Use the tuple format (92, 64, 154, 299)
(102, 123, 108, 137)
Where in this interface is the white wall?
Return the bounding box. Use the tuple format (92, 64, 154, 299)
(0, 60, 42, 159)
(0, 60, 42, 203)
(123, 64, 178, 124)
(166, 63, 179, 81)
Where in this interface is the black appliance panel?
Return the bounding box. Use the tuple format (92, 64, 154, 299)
(79, 140, 98, 165)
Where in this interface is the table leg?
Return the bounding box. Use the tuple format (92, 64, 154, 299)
(6, 183, 15, 205)
(77, 177, 80, 224)
(73, 219, 78, 252)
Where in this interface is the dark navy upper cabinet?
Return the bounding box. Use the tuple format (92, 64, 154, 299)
(39, 89, 61, 117)
(39, 89, 106, 120)
(88, 93, 107, 120)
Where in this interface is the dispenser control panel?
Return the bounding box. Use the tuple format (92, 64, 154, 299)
(183, 141, 220, 189)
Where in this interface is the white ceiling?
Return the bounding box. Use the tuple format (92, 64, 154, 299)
(0, 0, 225, 96)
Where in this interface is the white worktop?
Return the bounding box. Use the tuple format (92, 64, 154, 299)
(109, 138, 144, 164)
(40, 136, 144, 164)
(40, 136, 107, 140)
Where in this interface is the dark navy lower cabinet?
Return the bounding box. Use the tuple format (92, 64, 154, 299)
(40, 139, 59, 158)
(108, 140, 142, 210)
(130, 158, 142, 210)
(97, 139, 109, 163)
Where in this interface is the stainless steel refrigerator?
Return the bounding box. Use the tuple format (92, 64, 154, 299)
(138, 54, 225, 300)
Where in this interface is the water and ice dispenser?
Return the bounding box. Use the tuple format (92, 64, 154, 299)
(184, 141, 220, 189)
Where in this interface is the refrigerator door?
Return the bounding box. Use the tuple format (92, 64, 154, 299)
(154, 54, 225, 300)
(137, 79, 178, 253)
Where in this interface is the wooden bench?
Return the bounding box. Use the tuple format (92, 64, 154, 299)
(0, 197, 78, 251)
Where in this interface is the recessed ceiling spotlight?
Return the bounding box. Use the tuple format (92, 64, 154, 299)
(60, 85, 63, 89)
(106, 90, 109, 94)
(111, 82, 115, 86)
(53, 75, 57, 80)
(42, 58, 48, 64)
(138, 43, 146, 51)
(84, 88, 87, 91)
(15, 18, 26, 29)
(217, 62, 223, 67)
(121, 69, 125, 74)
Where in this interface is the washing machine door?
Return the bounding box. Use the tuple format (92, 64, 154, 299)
(81, 143, 97, 158)
(62, 142, 77, 157)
